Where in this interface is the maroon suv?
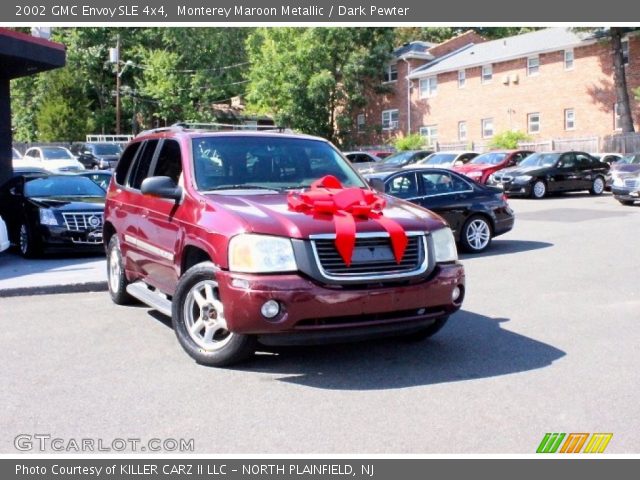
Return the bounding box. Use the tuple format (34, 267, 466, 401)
(103, 126, 465, 366)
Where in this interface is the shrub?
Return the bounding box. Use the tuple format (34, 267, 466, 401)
(393, 133, 425, 151)
(488, 130, 532, 149)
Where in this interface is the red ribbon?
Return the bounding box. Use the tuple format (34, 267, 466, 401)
(288, 175, 408, 266)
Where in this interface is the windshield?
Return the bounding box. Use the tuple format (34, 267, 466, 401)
(423, 153, 456, 165)
(41, 147, 74, 160)
(24, 176, 106, 198)
(12, 148, 21, 160)
(619, 154, 640, 165)
(470, 152, 507, 165)
(378, 151, 414, 167)
(518, 153, 560, 168)
(91, 144, 122, 155)
(192, 136, 366, 192)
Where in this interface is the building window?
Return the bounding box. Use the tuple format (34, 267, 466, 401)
(458, 121, 467, 141)
(528, 112, 541, 134)
(357, 114, 365, 132)
(614, 103, 622, 130)
(564, 49, 574, 70)
(622, 39, 629, 66)
(382, 109, 399, 130)
(564, 109, 575, 130)
(419, 76, 437, 98)
(419, 125, 438, 146)
(482, 65, 493, 83)
(527, 56, 540, 76)
(458, 69, 466, 88)
(383, 63, 398, 83)
(481, 118, 494, 138)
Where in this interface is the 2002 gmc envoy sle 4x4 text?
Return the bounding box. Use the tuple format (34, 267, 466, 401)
(103, 124, 465, 366)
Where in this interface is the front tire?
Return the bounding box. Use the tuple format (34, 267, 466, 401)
(172, 262, 256, 367)
(18, 223, 41, 258)
(531, 180, 547, 199)
(460, 215, 492, 253)
(589, 176, 605, 195)
(107, 236, 135, 305)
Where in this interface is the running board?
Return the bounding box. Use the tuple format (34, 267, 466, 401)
(126, 282, 172, 317)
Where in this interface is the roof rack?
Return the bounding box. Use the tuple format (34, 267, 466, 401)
(137, 122, 292, 137)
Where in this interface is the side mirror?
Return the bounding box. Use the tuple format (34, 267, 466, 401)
(368, 178, 386, 193)
(141, 176, 183, 201)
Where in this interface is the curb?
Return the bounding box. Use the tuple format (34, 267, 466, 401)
(0, 281, 109, 298)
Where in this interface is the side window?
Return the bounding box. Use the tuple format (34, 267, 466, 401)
(559, 153, 576, 169)
(30, 149, 40, 159)
(114, 142, 142, 185)
(386, 173, 418, 199)
(153, 140, 183, 184)
(575, 153, 592, 167)
(421, 172, 470, 195)
(128, 140, 159, 189)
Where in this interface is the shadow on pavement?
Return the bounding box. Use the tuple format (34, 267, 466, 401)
(153, 309, 564, 390)
(0, 250, 105, 283)
(461, 239, 553, 259)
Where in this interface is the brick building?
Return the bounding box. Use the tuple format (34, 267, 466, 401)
(353, 28, 640, 150)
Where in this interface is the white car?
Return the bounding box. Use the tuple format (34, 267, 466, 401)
(410, 150, 479, 169)
(17, 146, 85, 173)
(0, 216, 9, 253)
(12, 148, 22, 160)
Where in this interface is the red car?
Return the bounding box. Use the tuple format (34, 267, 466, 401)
(103, 126, 465, 366)
(453, 150, 533, 184)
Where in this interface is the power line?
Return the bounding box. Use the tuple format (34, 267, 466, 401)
(124, 60, 250, 74)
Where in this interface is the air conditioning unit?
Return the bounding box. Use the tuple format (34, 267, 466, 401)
(390, 121, 399, 129)
(511, 74, 519, 84)
(502, 75, 510, 85)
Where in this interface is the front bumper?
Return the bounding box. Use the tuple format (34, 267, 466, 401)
(612, 186, 640, 202)
(38, 225, 104, 250)
(216, 263, 465, 338)
(487, 180, 531, 196)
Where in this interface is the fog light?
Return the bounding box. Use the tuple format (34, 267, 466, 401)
(452, 286, 462, 302)
(261, 300, 280, 319)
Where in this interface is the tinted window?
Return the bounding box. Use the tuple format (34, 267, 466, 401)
(575, 153, 593, 167)
(41, 147, 74, 160)
(559, 153, 577, 168)
(519, 153, 561, 167)
(470, 152, 507, 165)
(129, 140, 159, 189)
(192, 136, 364, 191)
(386, 173, 418, 198)
(28, 149, 40, 159)
(24, 176, 106, 198)
(92, 144, 122, 155)
(115, 142, 142, 185)
(153, 140, 183, 184)
(421, 172, 470, 195)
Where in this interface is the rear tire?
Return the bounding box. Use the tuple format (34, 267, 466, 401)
(460, 215, 492, 253)
(172, 262, 256, 367)
(402, 317, 449, 342)
(589, 176, 605, 195)
(107, 236, 135, 305)
(18, 223, 41, 258)
(531, 180, 546, 199)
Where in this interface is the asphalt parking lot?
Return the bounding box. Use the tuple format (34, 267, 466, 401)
(1, 192, 639, 454)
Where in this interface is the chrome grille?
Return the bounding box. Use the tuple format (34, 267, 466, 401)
(312, 234, 425, 278)
(62, 212, 104, 232)
(624, 178, 639, 188)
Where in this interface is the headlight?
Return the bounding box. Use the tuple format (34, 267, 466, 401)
(228, 234, 296, 273)
(613, 176, 623, 187)
(514, 175, 532, 183)
(431, 227, 458, 262)
(488, 174, 495, 183)
(99, 159, 107, 169)
(39, 209, 58, 226)
(467, 171, 482, 178)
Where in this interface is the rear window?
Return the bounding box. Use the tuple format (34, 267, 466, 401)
(114, 142, 142, 185)
(192, 136, 364, 191)
(24, 176, 106, 198)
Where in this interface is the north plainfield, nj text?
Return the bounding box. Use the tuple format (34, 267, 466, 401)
(176, 5, 410, 18)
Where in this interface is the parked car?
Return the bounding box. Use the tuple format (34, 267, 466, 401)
(12, 148, 22, 160)
(453, 150, 533, 184)
(343, 151, 383, 169)
(366, 168, 514, 253)
(78, 170, 113, 190)
(0, 174, 106, 257)
(18, 146, 85, 173)
(590, 152, 624, 165)
(74, 142, 122, 170)
(3, 166, 49, 183)
(368, 149, 394, 159)
(611, 154, 640, 205)
(487, 151, 609, 199)
(356, 149, 433, 173)
(0, 216, 9, 253)
(103, 128, 465, 366)
(412, 151, 479, 169)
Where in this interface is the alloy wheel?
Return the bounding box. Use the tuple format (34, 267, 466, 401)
(465, 218, 491, 251)
(183, 280, 232, 351)
(533, 181, 546, 198)
(108, 247, 121, 293)
(593, 177, 604, 194)
(19, 225, 28, 255)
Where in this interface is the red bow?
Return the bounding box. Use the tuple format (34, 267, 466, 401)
(288, 175, 408, 266)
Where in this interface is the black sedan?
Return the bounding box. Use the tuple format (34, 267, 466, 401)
(366, 168, 514, 252)
(355, 149, 433, 174)
(78, 170, 113, 190)
(487, 151, 609, 199)
(74, 142, 122, 170)
(0, 174, 106, 257)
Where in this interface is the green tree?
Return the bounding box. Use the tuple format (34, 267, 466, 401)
(394, 133, 425, 151)
(35, 67, 91, 141)
(488, 130, 532, 149)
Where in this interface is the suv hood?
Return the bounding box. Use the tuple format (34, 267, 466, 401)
(203, 192, 447, 238)
(612, 163, 640, 175)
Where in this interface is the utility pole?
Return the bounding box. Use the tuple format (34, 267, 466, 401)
(115, 35, 121, 135)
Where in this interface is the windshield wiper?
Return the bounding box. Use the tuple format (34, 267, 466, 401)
(205, 185, 281, 192)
